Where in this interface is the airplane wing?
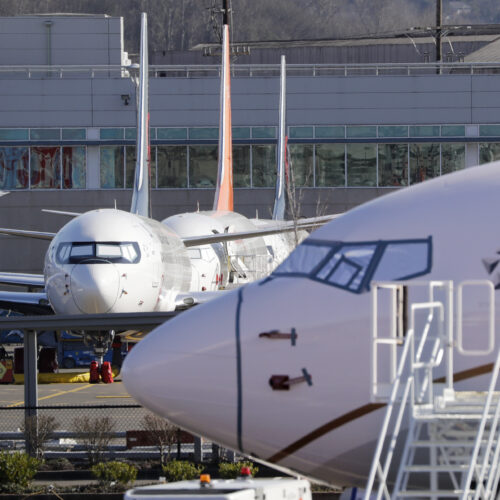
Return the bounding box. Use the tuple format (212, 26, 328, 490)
(0, 290, 53, 315)
(0, 228, 55, 240)
(0, 272, 45, 289)
(42, 209, 82, 217)
(182, 213, 342, 247)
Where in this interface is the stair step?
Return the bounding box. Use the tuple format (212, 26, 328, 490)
(404, 464, 468, 472)
(396, 490, 467, 498)
(410, 440, 489, 447)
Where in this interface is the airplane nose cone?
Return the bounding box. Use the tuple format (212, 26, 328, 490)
(70, 262, 120, 314)
(122, 288, 241, 447)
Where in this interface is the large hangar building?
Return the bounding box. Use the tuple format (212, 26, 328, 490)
(1, 14, 500, 272)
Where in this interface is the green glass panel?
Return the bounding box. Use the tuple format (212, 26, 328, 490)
(62, 128, 86, 141)
(347, 143, 377, 186)
(0, 147, 29, 189)
(441, 143, 465, 175)
(315, 144, 345, 187)
(409, 126, 440, 137)
(30, 129, 60, 141)
(252, 145, 276, 187)
(157, 146, 187, 188)
(346, 126, 376, 138)
(189, 128, 218, 140)
(0, 129, 29, 141)
(150, 128, 156, 140)
(378, 126, 408, 138)
(125, 146, 136, 188)
(30, 146, 61, 189)
(62, 146, 86, 189)
(289, 144, 314, 187)
(289, 127, 313, 139)
(189, 145, 217, 187)
(233, 145, 250, 187)
(409, 143, 440, 184)
(100, 146, 124, 188)
(100, 128, 124, 140)
(157, 128, 187, 140)
(441, 125, 465, 137)
(479, 125, 500, 137)
(252, 127, 276, 139)
(378, 144, 408, 187)
(125, 128, 137, 140)
(315, 126, 345, 139)
(232, 127, 251, 139)
(480, 143, 500, 164)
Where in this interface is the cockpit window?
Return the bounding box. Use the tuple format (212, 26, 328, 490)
(272, 237, 432, 294)
(57, 242, 141, 264)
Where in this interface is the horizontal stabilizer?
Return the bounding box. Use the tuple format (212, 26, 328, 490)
(182, 213, 342, 247)
(42, 209, 81, 217)
(0, 227, 56, 240)
(0, 272, 45, 289)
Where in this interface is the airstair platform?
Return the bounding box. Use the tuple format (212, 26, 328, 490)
(365, 280, 500, 500)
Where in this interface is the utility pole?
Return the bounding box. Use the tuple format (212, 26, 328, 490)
(436, 0, 442, 62)
(222, 0, 231, 27)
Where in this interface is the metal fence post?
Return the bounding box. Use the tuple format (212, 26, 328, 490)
(23, 329, 38, 456)
(194, 436, 202, 462)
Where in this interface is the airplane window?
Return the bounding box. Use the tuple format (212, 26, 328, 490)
(96, 244, 122, 259)
(187, 248, 202, 259)
(272, 237, 432, 294)
(372, 241, 431, 282)
(121, 244, 138, 263)
(70, 244, 93, 258)
(274, 242, 332, 275)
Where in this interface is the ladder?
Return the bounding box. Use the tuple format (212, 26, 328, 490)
(365, 280, 499, 499)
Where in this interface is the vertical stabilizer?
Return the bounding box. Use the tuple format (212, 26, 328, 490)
(130, 12, 151, 218)
(272, 55, 287, 221)
(213, 24, 234, 212)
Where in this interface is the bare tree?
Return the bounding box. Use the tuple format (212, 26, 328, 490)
(141, 413, 179, 465)
(21, 415, 59, 460)
(73, 415, 115, 466)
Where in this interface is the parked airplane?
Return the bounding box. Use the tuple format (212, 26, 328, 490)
(122, 160, 500, 487)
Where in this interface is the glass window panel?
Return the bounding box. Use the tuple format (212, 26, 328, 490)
(0, 129, 29, 141)
(157, 128, 187, 140)
(233, 127, 250, 139)
(189, 128, 218, 140)
(346, 143, 377, 186)
(480, 125, 500, 137)
(378, 126, 408, 138)
(410, 126, 440, 137)
(315, 126, 345, 139)
(100, 146, 124, 188)
(409, 143, 440, 184)
(378, 144, 408, 187)
(157, 146, 187, 188)
(0, 147, 29, 189)
(274, 242, 332, 275)
(441, 125, 465, 137)
(252, 127, 276, 139)
(62, 146, 86, 189)
(189, 145, 217, 188)
(62, 128, 86, 140)
(289, 127, 313, 139)
(100, 128, 124, 140)
(125, 128, 137, 140)
(289, 144, 314, 187)
(125, 146, 136, 188)
(150, 128, 156, 140)
(252, 144, 276, 187)
(373, 242, 430, 281)
(441, 143, 465, 175)
(346, 126, 376, 138)
(30, 147, 61, 189)
(479, 143, 500, 164)
(315, 144, 345, 187)
(233, 145, 250, 187)
(30, 129, 60, 141)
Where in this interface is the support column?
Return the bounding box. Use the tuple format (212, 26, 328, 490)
(23, 330, 38, 456)
(193, 436, 202, 463)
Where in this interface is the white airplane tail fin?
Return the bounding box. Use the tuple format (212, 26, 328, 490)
(213, 24, 234, 212)
(130, 12, 151, 218)
(272, 55, 287, 221)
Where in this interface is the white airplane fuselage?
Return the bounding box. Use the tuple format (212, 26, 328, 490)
(44, 209, 192, 314)
(122, 161, 500, 487)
